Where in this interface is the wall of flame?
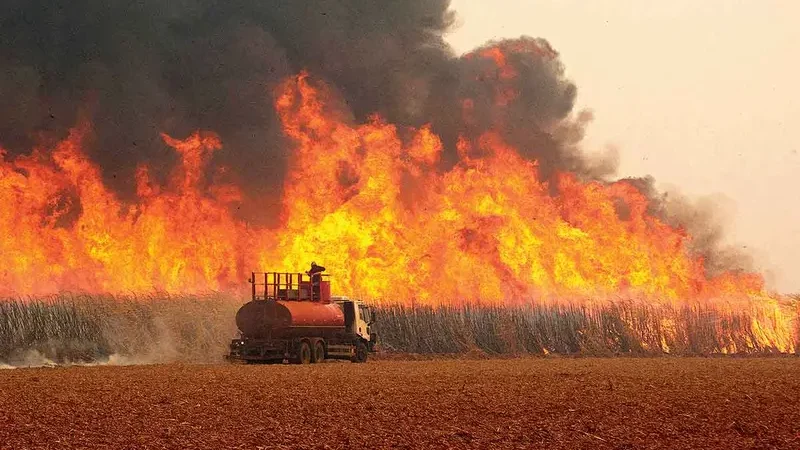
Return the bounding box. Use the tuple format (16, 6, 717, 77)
(0, 70, 767, 306)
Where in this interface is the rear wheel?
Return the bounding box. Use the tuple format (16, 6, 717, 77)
(293, 341, 312, 364)
(311, 340, 325, 364)
(352, 341, 368, 363)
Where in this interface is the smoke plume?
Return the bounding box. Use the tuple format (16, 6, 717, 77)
(1, 2, 595, 206)
(0, 1, 745, 271)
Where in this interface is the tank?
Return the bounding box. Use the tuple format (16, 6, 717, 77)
(235, 300, 345, 339)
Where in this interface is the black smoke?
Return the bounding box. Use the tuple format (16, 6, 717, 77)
(1, 0, 748, 278)
(1, 1, 601, 218)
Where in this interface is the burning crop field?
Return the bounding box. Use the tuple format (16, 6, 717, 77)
(1, 0, 799, 447)
(1, 0, 797, 356)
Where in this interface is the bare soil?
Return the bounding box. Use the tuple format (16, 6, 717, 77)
(1, 358, 799, 449)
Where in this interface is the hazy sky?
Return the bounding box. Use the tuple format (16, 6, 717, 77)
(447, 0, 800, 292)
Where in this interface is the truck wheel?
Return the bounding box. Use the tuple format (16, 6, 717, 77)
(293, 341, 312, 365)
(311, 340, 325, 364)
(352, 341, 368, 363)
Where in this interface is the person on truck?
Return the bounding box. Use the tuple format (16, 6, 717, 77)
(307, 262, 326, 299)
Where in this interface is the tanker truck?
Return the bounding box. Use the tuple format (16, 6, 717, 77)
(226, 269, 377, 364)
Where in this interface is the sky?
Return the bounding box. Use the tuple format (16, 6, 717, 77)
(447, 0, 800, 293)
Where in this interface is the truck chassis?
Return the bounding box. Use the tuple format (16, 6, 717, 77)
(227, 335, 371, 364)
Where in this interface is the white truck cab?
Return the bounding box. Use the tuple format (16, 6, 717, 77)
(331, 296, 376, 346)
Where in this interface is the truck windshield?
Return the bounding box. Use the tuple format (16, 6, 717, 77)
(359, 304, 372, 323)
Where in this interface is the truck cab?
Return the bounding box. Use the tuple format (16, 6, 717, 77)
(333, 296, 377, 351)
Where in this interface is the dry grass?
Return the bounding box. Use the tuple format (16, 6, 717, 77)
(0, 294, 239, 365)
(375, 301, 798, 356)
(0, 294, 797, 365)
(1, 358, 799, 449)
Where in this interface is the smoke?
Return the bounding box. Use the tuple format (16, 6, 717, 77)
(431, 37, 607, 181)
(621, 176, 754, 276)
(0, 1, 744, 269)
(0, 1, 451, 223)
(0, 2, 595, 207)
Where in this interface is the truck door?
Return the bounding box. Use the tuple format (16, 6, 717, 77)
(342, 301, 356, 334)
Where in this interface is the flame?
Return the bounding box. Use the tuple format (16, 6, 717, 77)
(0, 46, 783, 314)
(268, 71, 765, 304)
(1, 125, 251, 293)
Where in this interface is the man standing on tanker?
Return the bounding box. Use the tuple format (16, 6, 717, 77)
(307, 262, 326, 300)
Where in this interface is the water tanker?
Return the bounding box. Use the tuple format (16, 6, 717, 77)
(227, 269, 377, 364)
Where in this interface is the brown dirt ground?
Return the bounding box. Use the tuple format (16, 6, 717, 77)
(1, 357, 799, 449)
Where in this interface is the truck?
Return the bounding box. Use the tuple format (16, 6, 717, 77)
(226, 270, 378, 364)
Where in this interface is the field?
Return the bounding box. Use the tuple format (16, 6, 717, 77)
(1, 358, 799, 449)
(1, 295, 798, 448)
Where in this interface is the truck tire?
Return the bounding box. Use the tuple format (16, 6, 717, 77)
(293, 341, 312, 365)
(352, 341, 368, 363)
(311, 340, 325, 364)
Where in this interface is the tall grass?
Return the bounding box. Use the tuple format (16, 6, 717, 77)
(0, 294, 239, 365)
(375, 301, 798, 356)
(1, 294, 797, 365)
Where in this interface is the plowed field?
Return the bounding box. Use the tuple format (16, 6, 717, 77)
(1, 358, 799, 449)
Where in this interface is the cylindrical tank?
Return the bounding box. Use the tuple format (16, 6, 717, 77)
(236, 300, 345, 339)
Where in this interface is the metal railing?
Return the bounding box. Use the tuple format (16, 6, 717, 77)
(250, 272, 329, 302)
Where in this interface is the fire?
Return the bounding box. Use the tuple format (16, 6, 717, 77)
(1, 125, 252, 294)
(0, 45, 777, 309)
(269, 71, 763, 304)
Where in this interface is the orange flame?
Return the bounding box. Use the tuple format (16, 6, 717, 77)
(1, 125, 251, 294)
(266, 71, 766, 304)
(0, 66, 771, 305)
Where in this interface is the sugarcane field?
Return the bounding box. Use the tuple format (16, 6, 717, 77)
(2, 1, 799, 449)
